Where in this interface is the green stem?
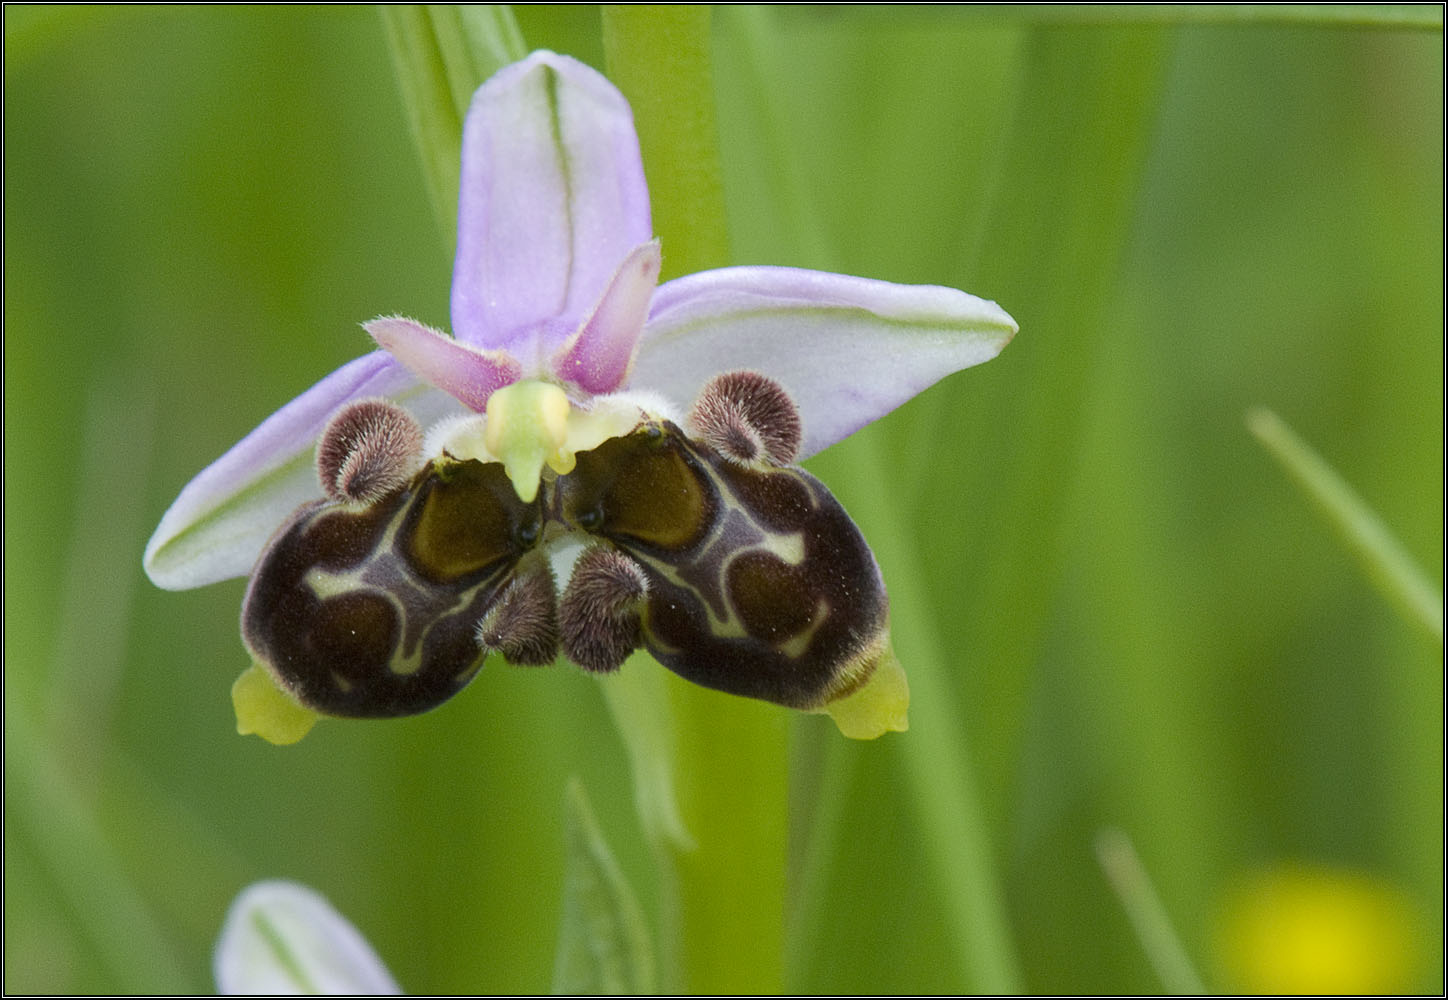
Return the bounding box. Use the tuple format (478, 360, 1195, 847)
(601, 6, 731, 280)
(602, 8, 788, 994)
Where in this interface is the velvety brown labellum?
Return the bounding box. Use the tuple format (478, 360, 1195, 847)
(556, 422, 889, 709)
(241, 457, 543, 717)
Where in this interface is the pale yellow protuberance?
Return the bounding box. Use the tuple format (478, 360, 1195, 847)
(485, 380, 571, 501)
(484, 380, 650, 502)
(822, 641, 910, 739)
(232, 663, 319, 745)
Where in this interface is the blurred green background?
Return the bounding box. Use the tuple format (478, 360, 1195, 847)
(5, 5, 1441, 994)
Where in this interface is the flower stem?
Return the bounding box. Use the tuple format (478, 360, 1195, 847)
(602, 8, 788, 993)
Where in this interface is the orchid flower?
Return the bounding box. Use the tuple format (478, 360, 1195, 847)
(214, 880, 401, 995)
(142, 50, 1016, 745)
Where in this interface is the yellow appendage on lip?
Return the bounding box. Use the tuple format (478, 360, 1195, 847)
(820, 639, 909, 739)
(485, 381, 572, 502)
(484, 380, 648, 502)
(233, 663, 319, 745)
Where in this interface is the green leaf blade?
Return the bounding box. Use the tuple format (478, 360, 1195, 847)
(551, 779, 657, 996)
(1248, 406, 1443, 641)
(380, 4, 527, 243)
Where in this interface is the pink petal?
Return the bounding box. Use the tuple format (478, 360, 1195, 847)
(365, 316, 522, 411)
(552, 240, 661, 395)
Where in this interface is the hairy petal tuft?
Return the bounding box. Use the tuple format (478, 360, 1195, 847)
(689, 370, 802, 467)
(560, 546, 648, 673)
(477, 565, 561, 666)
(316, 399, 423, 504)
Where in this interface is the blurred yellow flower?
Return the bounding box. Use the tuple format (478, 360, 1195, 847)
(1214, 862, 1422, 994)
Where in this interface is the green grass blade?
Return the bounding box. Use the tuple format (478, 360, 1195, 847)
(1096, 828, 1208, 994)
(380, 5, 527, 242)
(856, 446, 1025, 991)
(1248, 407, 1443, 641)
(5, 698, 193, 993)
(551, 779, 657, 995)
(595, 657, 692, 852)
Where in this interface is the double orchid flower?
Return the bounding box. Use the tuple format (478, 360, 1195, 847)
(143, 51, 1016, 744)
